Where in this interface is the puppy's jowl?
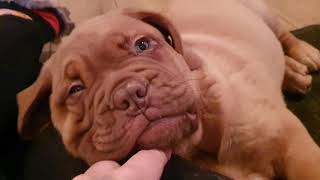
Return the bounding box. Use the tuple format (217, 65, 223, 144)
(17, 0, 320, 179)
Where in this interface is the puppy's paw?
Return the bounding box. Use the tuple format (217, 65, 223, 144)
(285, 39, 320, 72)
(283, 56, 312, 94)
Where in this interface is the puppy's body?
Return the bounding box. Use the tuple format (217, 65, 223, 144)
(163, 1, 320, 179)
(17, 0, 320, 180)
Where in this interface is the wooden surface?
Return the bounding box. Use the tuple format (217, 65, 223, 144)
(58, 0, 320, 29)
(268, 0, 320, 29)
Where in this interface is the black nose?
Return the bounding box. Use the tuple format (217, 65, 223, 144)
(113, 80, 147, 111)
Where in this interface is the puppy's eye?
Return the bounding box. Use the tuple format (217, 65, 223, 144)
(135, 37, 150, 53)
(69, 83, 85, 95)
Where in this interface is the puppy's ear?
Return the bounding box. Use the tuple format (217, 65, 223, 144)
(17, 61, 52, 139)
(123, 9, 183, 55)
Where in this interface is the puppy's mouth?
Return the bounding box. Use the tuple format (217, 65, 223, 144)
(135, 105, 198, 150)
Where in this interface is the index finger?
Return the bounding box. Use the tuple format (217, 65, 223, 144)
(116, 149, 171, 180)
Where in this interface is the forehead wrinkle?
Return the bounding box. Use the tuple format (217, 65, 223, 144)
(97, 31, 131, 59)
(58, 14, 163, 63)
(78, 31, 135, 73)
(51, 14, 166, 84)
(62, 32, 104, 57)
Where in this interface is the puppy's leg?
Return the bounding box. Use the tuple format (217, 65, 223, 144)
(282, 56, 312, 94)
(239, 0, 320, 94)
(280, 33, 320, 72)
(282, 112, 320, 180)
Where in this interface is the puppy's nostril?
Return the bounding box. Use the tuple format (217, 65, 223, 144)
(126, 81, 147, 99)
(136, 89, 146, 98)
(121, 100, 130, 110)
(113, 89, 130, 110)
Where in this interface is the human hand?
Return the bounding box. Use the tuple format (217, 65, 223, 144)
(73, 149, 171, 180)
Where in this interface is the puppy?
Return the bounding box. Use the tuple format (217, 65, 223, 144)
(17, 0, 320, 179)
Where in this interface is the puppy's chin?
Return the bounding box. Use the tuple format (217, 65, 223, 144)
(135, 113, 200, 151)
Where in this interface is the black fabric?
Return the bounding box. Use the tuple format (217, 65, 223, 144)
(0, 3, 54, 179)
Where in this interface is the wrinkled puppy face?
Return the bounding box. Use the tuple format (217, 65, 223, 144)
(23, 12, 200, 164)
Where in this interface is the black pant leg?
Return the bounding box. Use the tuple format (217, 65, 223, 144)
(0, 8, 54, 179)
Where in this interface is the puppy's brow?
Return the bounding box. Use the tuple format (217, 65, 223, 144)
(65, 62, 79, 79)
(99, 32, 132, 58)
(62, 56, 89, 79)
(112, 33, 129, 48)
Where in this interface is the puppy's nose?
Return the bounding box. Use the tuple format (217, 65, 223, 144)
(113, 80, 147, 111)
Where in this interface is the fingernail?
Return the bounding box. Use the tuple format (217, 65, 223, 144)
(164, 149, 172, 158)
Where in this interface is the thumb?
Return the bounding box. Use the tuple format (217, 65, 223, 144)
(116, 149, 172, 180)
(73, 161, 120, 180)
